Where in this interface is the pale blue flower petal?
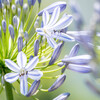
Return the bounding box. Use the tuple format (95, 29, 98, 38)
(42, 10, 49, 26)
(4, 73, 19, 83)
(38, 32, 46, 36)
(17, 51, 27, 68)
(36, 28, 45, 36)
(28, 70, 43, 80)
(38, 1, 66, 16)
(47, 36, 57, 48)
(20, 75, 28, 95)
(62, 55, 91, 65)
(68, 64, 92, 73)
(36, 28, 44, 33)
(52, 32, 75, 41)
(5, 59, 20, 72)
(53, 93, 70, 100)
(25, 56, 39, 71)
(48, 7, 60, 26)
(51, 15, 73, 30)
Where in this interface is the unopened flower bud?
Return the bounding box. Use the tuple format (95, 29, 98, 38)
(36, 17, 39, 22)
(17, 7, 21, 17)
(49, 42, 63, 65)
(3, 9, 6, 18)
(0, 0, 2, 9)
(69, 43, 80, 57)
(23, 3, 28, 13)
(24, 31, 29, 41)
(38, 0, 41, 4)
(34, 21, 39, 28)
(26, 80, 40, 97)
(2, 19, 6, 33)
(15, 0, 19, 7)
(29, 55, 34, 62)
(28, 0, 36, 6)
(34, 39, 39, 56)
(13, 15, 18, 28)
(18, 36, 23, 52)
(7, 1, 10, 9)
(4, 0, 9, 5)
(9, 24, 15, 39)
(19, 0, 23, 6)
(48, 74, 66, 92)
(53, 93, 70, 100)
(58, 62, 64, 67)
(12, 4, 16, 14)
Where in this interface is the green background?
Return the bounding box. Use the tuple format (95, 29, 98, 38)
(1, 0, 100, 100)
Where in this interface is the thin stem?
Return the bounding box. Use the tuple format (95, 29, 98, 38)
(42, 65, 65, 74)
(28, 15, 38, 34)
(23, 6, 34, 32)
(5, 81, 13, 100)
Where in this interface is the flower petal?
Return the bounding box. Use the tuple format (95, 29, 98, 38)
(20, 75, 28, 95)
(5, 59, 20, 72)
(38, 1, 66, 16)
(4, 73, 19, 83)
(53, 93, 70, 100)
(52, 32, 75, 41)
(68, 64, 92, 73)
(62, 55, 91, 65)
(36, 28, 44, 33)
(17, 51, 27, 68)
(42, 10, 49, 26)
(48, 7, 60, 26)
(47, 36, 57, 48)
(69, 43, 80, 57)
(28, 70, 43, 80)
(25, 56, 39, 71)
(51, 15, 73, 30)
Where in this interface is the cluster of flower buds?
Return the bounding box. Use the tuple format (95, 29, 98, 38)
(0, 0, 94, 100)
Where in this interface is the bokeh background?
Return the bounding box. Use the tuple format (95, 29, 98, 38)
(1, 0, 100, 100)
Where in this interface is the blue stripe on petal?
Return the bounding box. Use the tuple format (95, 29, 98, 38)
(48, 7, 60, 26)
(4, 73, 19, 83)
(25, 56, 39, 71)
(36, 28, 44, 32)
(52, 15, 73, 30)
(69, 43, 80, 57)
(20, 75, 28, 95)
(42, 10, 49, 26)
(17, 51, 27, 68)
(68, 64, 92, 73)
(5, 59, 20, 72)
(53, 93, 70, 100)
(38, 1, 66, 16)
(52, 32, 75, 41)
(28, 70, 43, 80)
(62, 55, 91, 65)
(26, 80, 40, 97)
(47, 36, 57, 48)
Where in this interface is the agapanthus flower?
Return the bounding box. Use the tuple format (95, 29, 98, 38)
(36, 7, 74, 48)
(4, 51, 43, 95)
